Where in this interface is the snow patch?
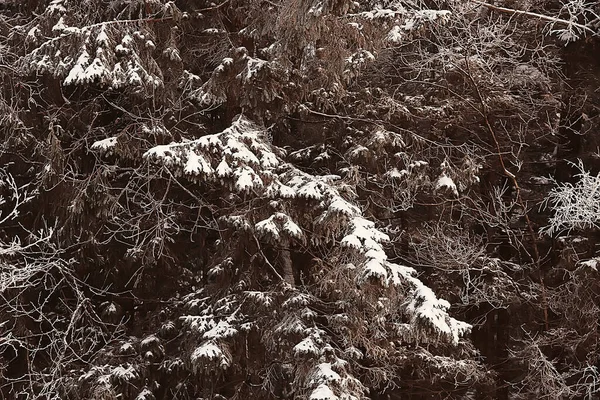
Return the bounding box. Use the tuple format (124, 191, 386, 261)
(203, 320, 237, 340)
(64, 50, 90, 85)
(294, 337, 320, 356)
(91, 137, 117, 152)
(310, 384, 338, 400)
(111, 364, 138, 382)
(191, 342, 230, 369)
(435, 174, 458, 196)
(310, 363, 342, 385)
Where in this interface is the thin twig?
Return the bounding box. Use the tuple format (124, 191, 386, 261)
(472, 0, 598, 36)
(463, 55, 550, 330)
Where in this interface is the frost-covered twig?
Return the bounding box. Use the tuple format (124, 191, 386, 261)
(472, 0, 598, 42)
(541, 160, 600, 235)
(0, 168, 35, 225)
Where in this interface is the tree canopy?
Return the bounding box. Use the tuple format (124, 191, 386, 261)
(1, 0, 600, 399)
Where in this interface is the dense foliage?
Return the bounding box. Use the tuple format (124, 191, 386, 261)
(1, 0, 600, 399)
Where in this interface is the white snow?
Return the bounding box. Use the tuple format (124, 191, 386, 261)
(203, 28, 223, 34)
(52, 16, 67, 32)
(256, 216, 280, 240)
(310, 384, 338, 400)
(146, 116, 277, 192)
(340, 234, 362, 249)
(119, 342, 135, 354)
(420, 9, 451, 21)
(296, 181, 323, 200)
(216, 159, 233, 177)
(47, 0, 66, 14)
(266, 181, 296, 198)
(229, 140, 260, 165)
(121, 34, 133, 46)
(260, 150, 279, 168)
(310, 363, 341, 384)
(283, 218, 303, 239)
(346, 217, 389, 248)
(91, 137, 117, 152)
(27, 26, 41, 41)
(198, 133, 221, 148)
(135, 388, 154, 400)
(340, 213, 470, 345)
(308, 5, 323, 17)
(409, 285, 452, 333)
(274, 315, 308, 335)
(106, 303, 117, 315)
(368, 129, 405, 148)
(255, 213, 304, 241)
(180, 315, 217, 334)
(326, 197, 361, 217)
(383, 9, 451, 42)
(222, 215, 252, 231)
(282, 293, 312, 308)
(111, 364, 138, 382)
(143, 144, 179, 164)
(362, 257, 388, 282)
(143, 115, 471, 346)
(64, 50, 90, 86)
(242, 57, 267, 82)
(234, 166, 262, 192)
(115, 44, 130, 55)
(140, 335, 160, 348)
(96, 26, 109, 46)
(142, 124, 169, 136)
(163, 47, 181, 62)
(191, 342, 230, 369)
(580, 258, 599, 271)
(83, 53, 109, 82)
(244, 291, 274, 307)
(203, 320, 237, 339)
(348, 145, 369, 159)
(344, 346, 363, 360)
(294, 337, 320, 356)
(111, 62, 126, 87)
(129, 70, 143, 85)
(435, 174, 458, 196)
(387, 26, 403, 42)
(404, 274, 471, 344)
(63, 46, 110, 85)
(385, 167, 408, 179)
(184, 151, 213, 176)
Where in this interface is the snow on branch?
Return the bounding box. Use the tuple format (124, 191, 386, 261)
(256, 212, 305, 242)
(356, 3, 452, 43)
(22, 11, 165, 90)
(191, 341, 232, 370)
(147, 116, 469, 344)
(144, 115, 278, 192)
(342, 216, 470, 344)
